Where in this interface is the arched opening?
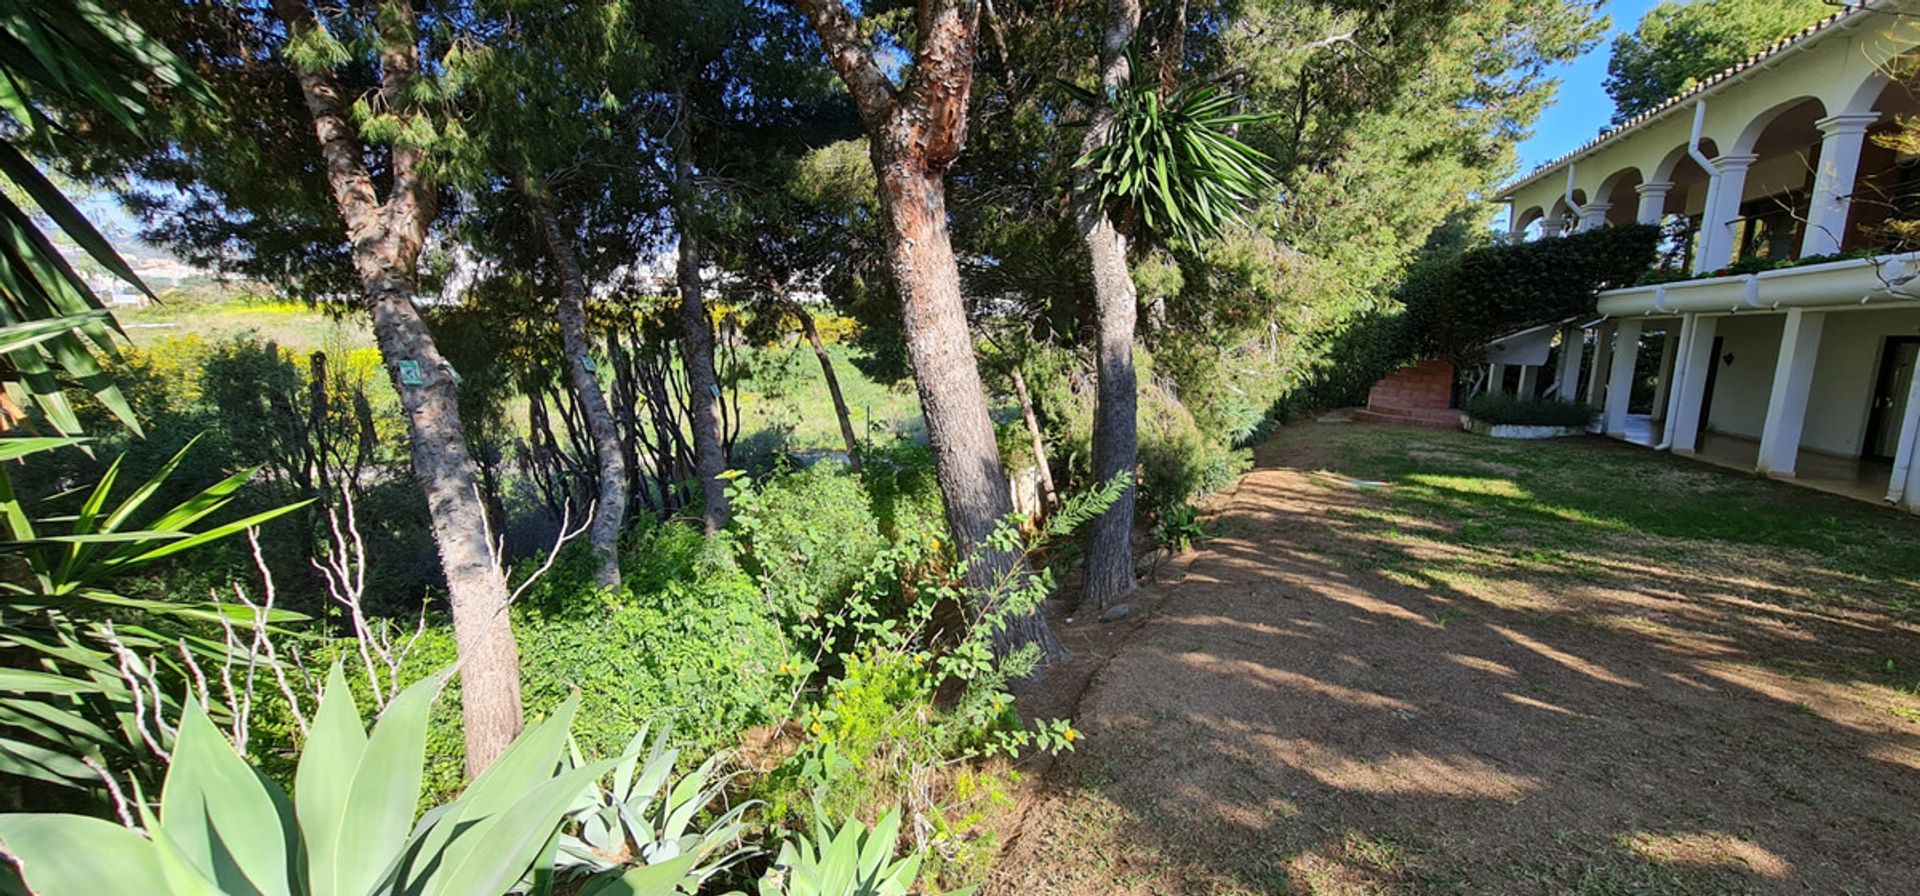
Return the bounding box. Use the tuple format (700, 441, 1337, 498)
(1593, 167, 1645, 228)
(1845, 62, 1920, 251)
(1511, 205, 1545, 240)
(1729, 97, 1827, 263)
(1547, 190, 1587, 235)
(1651, 140, 1717, 270)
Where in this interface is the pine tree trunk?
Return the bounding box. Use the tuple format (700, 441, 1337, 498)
(1009, 364, 1057, 510)
(793, 0, 1067, 664)
(367, 276, 524, 775)
(528, 187, 626, 588)
(788, 298, 862, 471)
(876, 159, 1066, 661)
(669, 90, 730, 533)
(268, 0, 523, 774)
(1076, 0, 1143, 617)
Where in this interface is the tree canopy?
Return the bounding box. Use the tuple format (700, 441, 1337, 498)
(1604, 0, 1830, 124)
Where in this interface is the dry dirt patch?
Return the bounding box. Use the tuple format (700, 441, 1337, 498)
(992, 423, 1920, 896)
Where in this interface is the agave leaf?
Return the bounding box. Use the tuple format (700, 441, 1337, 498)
(418, 757, 615, 896)
(331, 668, 448, 896)
(574, 852, 701, 896)
(0, 814, 165, 894)
(157, 700, 300, 896)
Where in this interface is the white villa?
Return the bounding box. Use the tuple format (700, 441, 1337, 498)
(1496, 0, 1920, 513)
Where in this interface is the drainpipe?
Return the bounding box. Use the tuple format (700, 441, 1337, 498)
(1563, 165, 1583, 230)
(1687, 101, 1721, 274)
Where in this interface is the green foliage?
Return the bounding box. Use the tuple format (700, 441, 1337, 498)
(1398, 225, 1659, 363)
(0, 430, 305, 803)
(1068, 71, 1276, 248)
(513, 525, 793, 762)
(756, 809, 974, 896)
(0, 665, 642, 896)
(1154, 504, 1207, 554)
(1605, 0, 1830, 123)
(730, 462, 888, 624)
(1136, 386, 1250, 521)
(1463, 393, 1598, 428)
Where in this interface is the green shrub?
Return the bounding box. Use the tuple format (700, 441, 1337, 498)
(1463, 393, 1596, 427)
(731, 462, 887, 623)
(517, 524, 794, 759)
(858, 442, 948, 548)
(1137, 385, 1250, 520)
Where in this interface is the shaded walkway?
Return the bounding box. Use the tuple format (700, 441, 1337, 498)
(995, 423, 1920, 896)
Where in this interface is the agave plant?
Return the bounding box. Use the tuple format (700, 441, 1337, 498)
(755, 809, 975, 896)
(0, 664, 690, 896)
(550, 724, 754, 894)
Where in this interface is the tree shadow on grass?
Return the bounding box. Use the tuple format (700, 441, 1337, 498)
(994, 424, 1920, 896)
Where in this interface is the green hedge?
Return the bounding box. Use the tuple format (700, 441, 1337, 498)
(1463, 393, 1597, 427)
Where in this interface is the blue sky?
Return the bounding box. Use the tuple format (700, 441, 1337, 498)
(1516, 0, 1666, 171)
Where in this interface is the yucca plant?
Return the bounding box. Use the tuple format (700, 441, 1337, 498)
(0, 427, 306, 799)
(550, 724, 754, 894)
(1065, 62, 1277, 248)
(754, 809, 974, 896)
(0, 0, 219, 435)
(0, 664, 698, 896)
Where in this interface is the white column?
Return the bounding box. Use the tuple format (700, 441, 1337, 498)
(1891, 360, 1920, 510)
(1488, 362, 1509, 394)
(1505, 229, 1527, 245)
(1696, 154, 1757, 273)
(1540, 219, 1566, 238)
(1634, 182, 1673, 225)
(1517, 365, 1540, 397)
(1757, 309, 1827, 476)
(1670, 315, 1721, 453)
(1556, 326, 1584, 401)
(1650, 329, 1679, 420)
(1603, 318, 1644, 436)
(1578, 203, 1612, 232)
(1586, 323, 1615, 407)
(1658, 315, 1696, 447)
(1801, 114, 1880, 258)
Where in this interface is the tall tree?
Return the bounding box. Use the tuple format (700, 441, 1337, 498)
(667, 84, 732, 533)
(1073, 0, 1142, 614)
(263, 0, 524, 773)
(459, 0, 655, 587)
(792, 0, 1067, 661)
(1605, 0, 1828, 123)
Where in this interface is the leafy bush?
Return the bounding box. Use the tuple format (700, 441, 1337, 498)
(1463, 393, 1596, 427)
(1137, 384, 1250, 520)
(515, 524, 794, 760)
(731, 462, 887, 623)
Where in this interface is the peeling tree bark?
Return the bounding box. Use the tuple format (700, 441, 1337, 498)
(669, 87, 731, 533)
(793, 0, 1066, 663)
(527, 184, 626, 588)
(269, 0, 522, 775)
(1075, 0, 1143, 616)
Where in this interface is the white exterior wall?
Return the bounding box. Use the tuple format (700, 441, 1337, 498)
(1806, 308, 1920, 456)
(1703, 314, 1785, 440)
